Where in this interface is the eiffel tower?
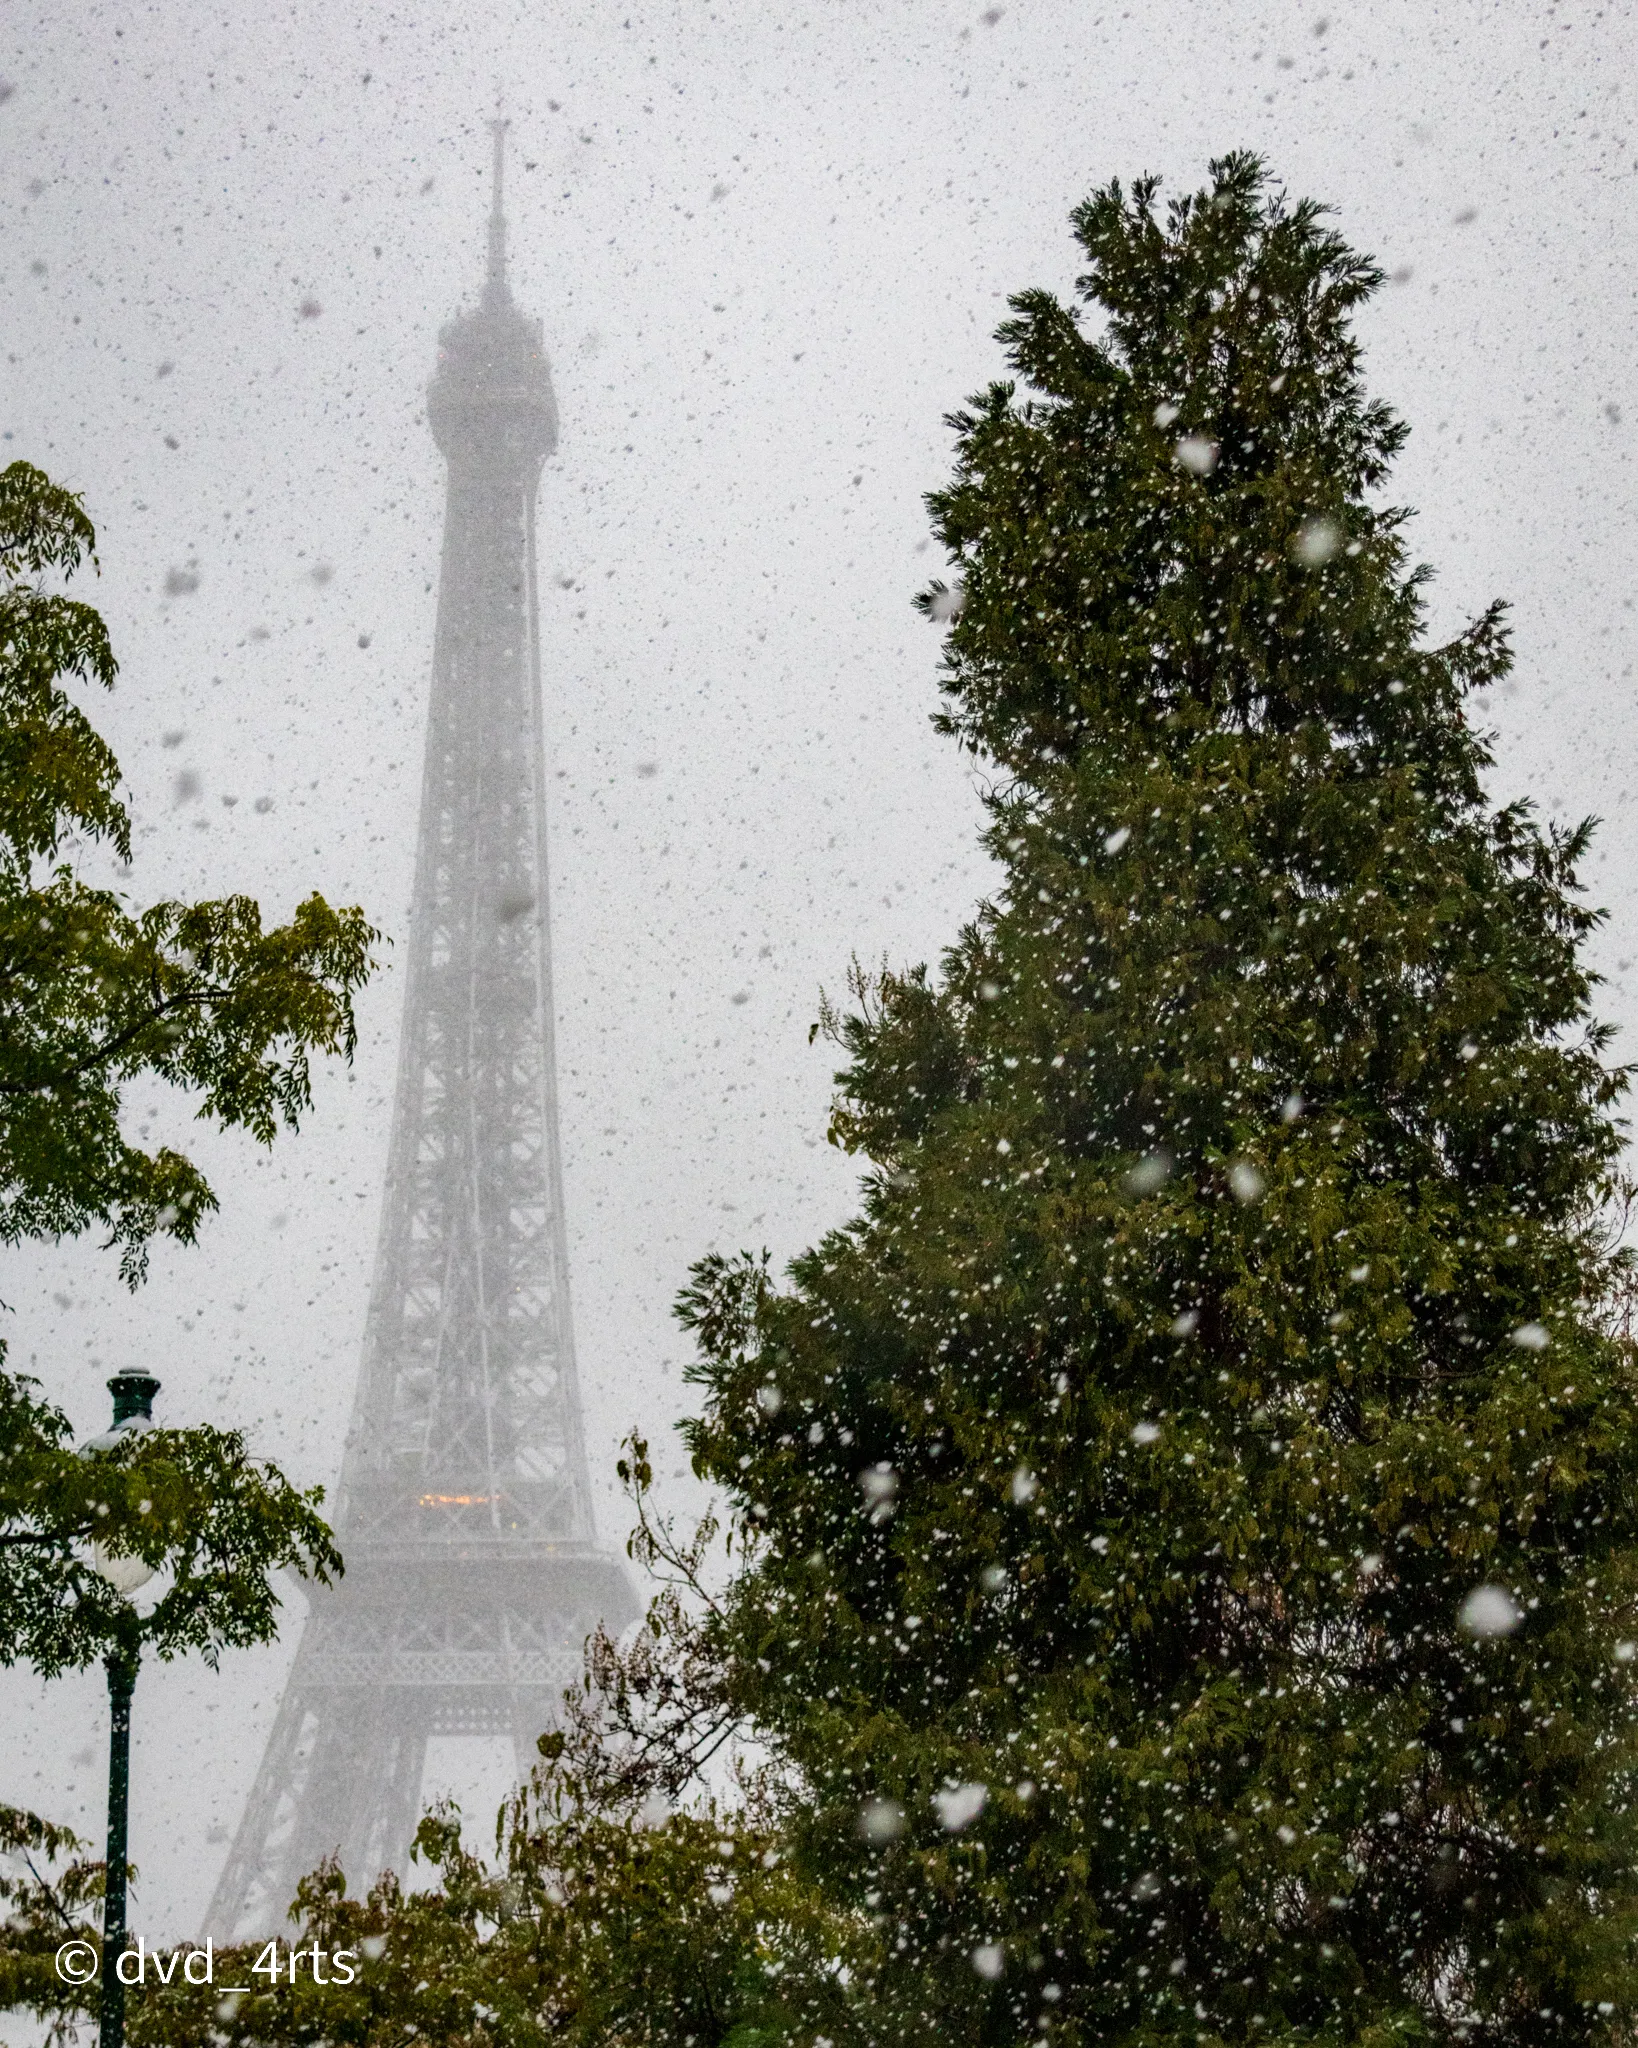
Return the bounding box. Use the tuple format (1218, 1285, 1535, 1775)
(208, 124, 635, 1937)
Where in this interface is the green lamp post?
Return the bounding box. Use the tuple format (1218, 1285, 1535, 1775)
(83, 1371, 161, 2048)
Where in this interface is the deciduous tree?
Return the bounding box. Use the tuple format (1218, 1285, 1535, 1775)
(0, 458, 373, 2032)
(0, 460, 375, 1282)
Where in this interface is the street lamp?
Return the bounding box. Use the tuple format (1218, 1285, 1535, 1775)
(81, 1371, 161, 2048)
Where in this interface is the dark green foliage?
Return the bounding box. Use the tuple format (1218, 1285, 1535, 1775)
(4, 1438, 855, 2048)
(0, 460, 377, 1280)
(117, 1793, 854, 2048)
(0, 1802, 105, 2039)
(0, 1365, 341, 1677)
(681, 156, 1638, 2046)
(105, 1559, 862, 2048)
(0, 462, 370, 2037)
(0, 1371, 341, 2040)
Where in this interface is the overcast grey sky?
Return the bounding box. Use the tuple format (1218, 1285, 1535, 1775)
(1, 0, 1633, 1940)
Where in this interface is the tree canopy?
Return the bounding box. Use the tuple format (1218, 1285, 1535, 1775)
(0, 1366, 341, 1679)
(0, 460, 376, 1281)
(7, 1454, 857, 2048)
(0, 457, 370, 1678)
(0, 460, 374, 2034)
(678, 152, 1638, 2045)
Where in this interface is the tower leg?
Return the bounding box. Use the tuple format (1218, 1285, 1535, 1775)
(208, 1654, 434, 1937)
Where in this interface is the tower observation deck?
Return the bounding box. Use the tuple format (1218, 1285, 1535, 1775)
(208, 125, 635, 1934)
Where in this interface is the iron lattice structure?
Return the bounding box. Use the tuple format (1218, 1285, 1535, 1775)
(208, 129, 634, 1938)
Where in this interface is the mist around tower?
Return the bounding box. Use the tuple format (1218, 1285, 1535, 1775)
(2, 34, 1638, 2048)
(10, 144, 1638, 2046)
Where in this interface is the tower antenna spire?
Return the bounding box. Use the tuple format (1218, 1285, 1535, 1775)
(486, 112, 510, 303)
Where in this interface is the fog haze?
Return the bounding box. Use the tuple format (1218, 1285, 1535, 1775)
(0, 0, 1632, 1940)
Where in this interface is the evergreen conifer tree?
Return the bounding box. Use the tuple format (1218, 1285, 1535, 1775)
(683, 155, 1638, 2046)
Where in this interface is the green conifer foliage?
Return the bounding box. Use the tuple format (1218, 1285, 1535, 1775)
(683, 156, 1638, 2046)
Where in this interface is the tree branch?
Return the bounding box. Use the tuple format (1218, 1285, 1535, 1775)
(0, 982, 230, 1096)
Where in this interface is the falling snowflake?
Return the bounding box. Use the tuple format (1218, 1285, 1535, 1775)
(859, 1465, 898, 1521)
(1124, 1150, 1173, 1197)
(858, 1798, 905, 1843)
(1228, 1160, 1266, 1204)
(1458, 1585, 1523, 1638)
(933, 1782, 987, 1832)
(1293, 517, 1341, 566)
